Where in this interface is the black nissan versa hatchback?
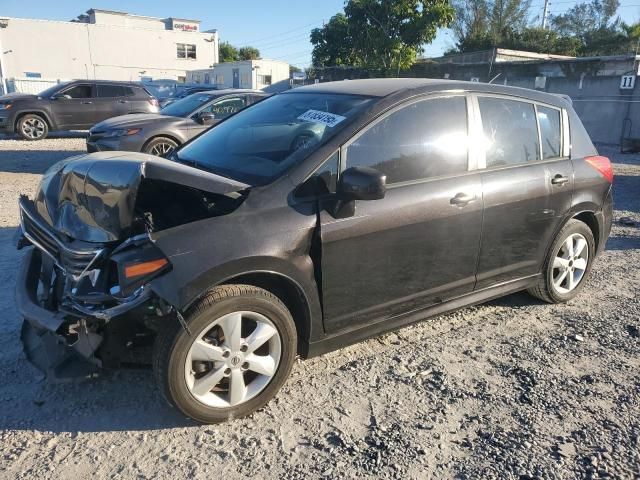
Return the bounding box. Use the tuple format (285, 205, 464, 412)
(16, 79, 613, 423)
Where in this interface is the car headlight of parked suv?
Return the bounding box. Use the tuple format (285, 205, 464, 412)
(0, 102, 12, 110)
(103, 128, 141, 138)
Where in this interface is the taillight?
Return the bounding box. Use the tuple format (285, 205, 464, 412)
(585, 156, 613, 183)
(149, 98, 159, 107)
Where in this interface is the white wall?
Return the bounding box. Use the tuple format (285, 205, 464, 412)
(187, 59, 291, 92)
(0, 17, 219, 83)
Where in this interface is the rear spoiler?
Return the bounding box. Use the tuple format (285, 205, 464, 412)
(552, 93, 573, 105)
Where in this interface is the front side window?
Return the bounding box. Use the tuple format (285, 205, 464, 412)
(478, 97, 540, 167)
(537, 105, 562, 159)
(177, 43, 197, 59)
(346, 96, 469, 184)
(63, 84, 93, 99)
(201, 97, 247, 119)
(174, 93, 374, 186)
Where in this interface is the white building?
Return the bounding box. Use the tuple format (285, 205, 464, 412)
(0, 9, 219, 93)
(187, 59, 291, 93)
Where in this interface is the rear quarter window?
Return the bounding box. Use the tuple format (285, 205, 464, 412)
(537, 105, 562, 159)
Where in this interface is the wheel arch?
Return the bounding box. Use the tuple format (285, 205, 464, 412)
(14, 110, 55, 130)
(571, 210, 600, 252)
(142, 133, 182, 152)
(219, 271, 313, 356)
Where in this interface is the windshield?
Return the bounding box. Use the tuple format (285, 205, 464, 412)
(38, 82, 71, 98)
(161, 92, 215, 117)
(174, 92, 374, 185)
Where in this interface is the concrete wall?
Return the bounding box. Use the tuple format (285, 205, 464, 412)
(0, 17, 219, 83)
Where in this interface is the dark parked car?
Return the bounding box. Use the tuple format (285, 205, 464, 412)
(0, 80, 159, 140)
(16, 79, 613, 423)
(160, 86, 217, 108)
(87, 89, 268, 156)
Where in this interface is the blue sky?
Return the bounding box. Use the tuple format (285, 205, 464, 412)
(2, 1, 640, 68)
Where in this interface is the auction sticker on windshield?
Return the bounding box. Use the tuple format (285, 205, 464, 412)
(298, 110, 346, 128)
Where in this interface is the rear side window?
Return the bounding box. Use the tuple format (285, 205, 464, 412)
(478, 97, 540, 167)
(346, 96, 469, 184)
(63, 84, 93, 99)
(97, 85, 125, 98)
(202, 97, 247, 119)
(537, 105, 561, 159)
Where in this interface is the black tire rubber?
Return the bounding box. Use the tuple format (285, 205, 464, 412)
(143, 136, 178, 157)
(528, 219, 596, 304)
(17, 114, 49, 141)
(153, 284, 297, 424)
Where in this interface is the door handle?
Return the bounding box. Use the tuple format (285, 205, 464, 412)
(81, 101, 92, 104)
(551, 174, 569, 185)
(450, 192, 477, 206)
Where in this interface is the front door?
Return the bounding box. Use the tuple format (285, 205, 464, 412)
(232, 69, 240, 89)
(473, 95, 573, 289)
(49, 83, 96, 129)
(320, 95, 483, 333)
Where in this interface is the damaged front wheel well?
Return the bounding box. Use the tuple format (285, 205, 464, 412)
(221, 273, 310, 355)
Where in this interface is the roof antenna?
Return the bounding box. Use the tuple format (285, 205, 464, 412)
(489, 73, 501, 84)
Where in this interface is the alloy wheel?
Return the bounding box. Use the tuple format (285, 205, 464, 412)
(149, 142, 175, 157)
(21, 118, 46, 140)
(552, 233, 589, 294)
(184, 311, 282, 408)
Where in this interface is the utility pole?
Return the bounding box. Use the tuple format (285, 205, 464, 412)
(541, 0, 550, 29)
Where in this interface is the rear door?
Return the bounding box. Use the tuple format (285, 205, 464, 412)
(95, 84, 130, 123)
(473, 94, 573, 289)
(49, 83, 96, 128)
(319, 95, 484, 333)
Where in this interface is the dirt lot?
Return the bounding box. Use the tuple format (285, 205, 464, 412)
(0, 136, 638, 479)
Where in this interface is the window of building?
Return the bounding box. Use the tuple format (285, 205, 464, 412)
(177, 43, 197, 59)
(478, 97, 540, 167)
(537, 105, 562, 159)
(346, 96, 469, 184)
(241, 72, 251, 87)
(62, 84, 93, 99)
(192, 73, 201, 84)
(97, 85, 125, 97)
(257, 74, 272, 86)
(204, 73, 211, 84)
(177, 76, 186, 83)
(216, 74, 224, 85)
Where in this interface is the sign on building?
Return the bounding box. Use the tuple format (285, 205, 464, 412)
(172, 20, 199, 32)
(620, 74, 635, 89)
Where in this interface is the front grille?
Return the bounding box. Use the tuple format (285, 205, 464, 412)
(19, 200, 103, 276)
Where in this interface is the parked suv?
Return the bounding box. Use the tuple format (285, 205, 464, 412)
(87, 89, 268, 156)
(16, 79, 613, 423)
(0, 80, 159, 140)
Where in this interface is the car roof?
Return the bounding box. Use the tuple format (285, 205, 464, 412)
(198, 89, 267, 95)
(287, 78, 569, 107)
(71, 79, 145, 87)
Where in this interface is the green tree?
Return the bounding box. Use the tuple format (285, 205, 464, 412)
(311, 1, 454, 74)
(550, 0, 620, 39)
(238, 46, 261, 60)
(219, 42, 239, 62)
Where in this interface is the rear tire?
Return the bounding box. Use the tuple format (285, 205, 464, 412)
(153, 285, 297, 424)
(143, 136, 178, 157)
(528, 219, 595, 303)
(17, 114, 49, 141)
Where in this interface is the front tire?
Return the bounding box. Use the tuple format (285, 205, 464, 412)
(153, 285, 297, 423)
(143, 136, 178, 157)
(17, 114, 49, 141)
(528, 219, 595, 303)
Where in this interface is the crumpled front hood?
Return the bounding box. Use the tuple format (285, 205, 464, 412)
(91, 113, 178, 131)
(34, 152, 250, 243)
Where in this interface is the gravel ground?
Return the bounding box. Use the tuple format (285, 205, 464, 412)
(0, 137, 638, 480)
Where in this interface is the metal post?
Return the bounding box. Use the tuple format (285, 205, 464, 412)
(542, 0, 550, 29)
(0, 19, 8, 94)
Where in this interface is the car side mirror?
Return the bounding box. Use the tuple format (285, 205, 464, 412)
(338, 166, 386, 201)
(51, 94, 71, 100)
(197, 112, 216, 125)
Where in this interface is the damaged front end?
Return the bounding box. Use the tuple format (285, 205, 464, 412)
(16, 152, 249, 380)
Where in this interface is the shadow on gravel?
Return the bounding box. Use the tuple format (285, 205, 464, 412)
(0, 131, 87, 141)
(613, 174, 639, 214)
(484, 291, 546, 308)
(0, 150, 82, 174)
(606, 235, 640, 251)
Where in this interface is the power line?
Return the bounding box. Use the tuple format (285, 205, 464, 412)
(237, 20, 323, 45)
